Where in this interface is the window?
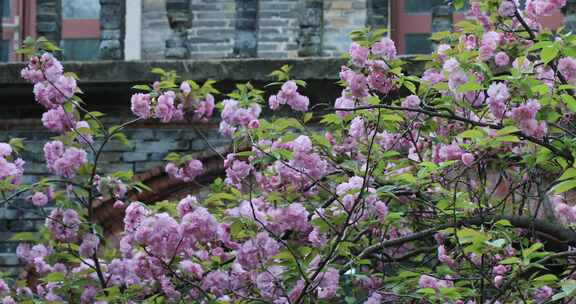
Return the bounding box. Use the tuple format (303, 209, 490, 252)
(405, 34, 432, 54)
(404, 0, 446, 13)
(62, 0, 100, 19)
(405, 0, 469, 13)
(2, 0, 10, 18)
(62, 39, 99, 61)
(0, 40, 9, 62)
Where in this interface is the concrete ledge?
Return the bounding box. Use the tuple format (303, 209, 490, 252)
(0, 57, 347, 85)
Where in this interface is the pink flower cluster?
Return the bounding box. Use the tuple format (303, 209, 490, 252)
(558, 57, 576, 81)
(16, 243, 52, 274)
(156, 91, 184, 123)
(0, 143, 25, 185)
(165, 159, 203, 182)
(41, 106, 75, 133)
(418, 274, 453, 290)
(468, 1, 491, 30)
(432, 143, 475, 166)
(43, 140, 87, 178)
(487, 82, 510, 119)
(371, 37, 397, 61)
(219, 99, 262, 136)
(177, 195, 198, 217)
(341, 38, 398, 98)
(494, 51, 510, 67)
(269, 80, 309, 112)
(533, 285, 553, 303)
(273, 135, 331, 191)
(334, 93, 355, 118)
(509, 99, 547, 139)
(179, 82, 215, 121)
(79, 233, 100, 258)
(131, 91, 191, 123)
(340, 67, 370, 98)
(46, 208, 81, 242)
(21, 54, 77, 109)
(225, 153, 252, 189)
(130, 93, 152, 119)
(236, 232, 279, 270)
(335, 176, 388, 220)
(479, 31, 501, 61)
(526, 0, 566, 17)
(498, 1, 517, 17)
(552, 195, 576, 224)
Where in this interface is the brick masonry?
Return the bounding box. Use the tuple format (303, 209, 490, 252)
(141, 0, 379, 60)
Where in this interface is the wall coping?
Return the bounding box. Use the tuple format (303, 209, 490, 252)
(0, 56, 424, 85)
(0, 57, 347, 85)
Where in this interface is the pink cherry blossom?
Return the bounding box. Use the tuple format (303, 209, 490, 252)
(349, 42, 370, 67)
(41, 106, 75, 133)
(371, 37, 397, 60)
(79, 233, 100, 257)
(165, 159, 203, 182)
(558, 57, 576, 80)
(30, 192, 49, 207)
(130, 93, 152, 119)
(494, 52, 510, 67)
(43, 141, 87, 178)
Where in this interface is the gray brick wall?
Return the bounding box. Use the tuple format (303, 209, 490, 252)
(189, 0, 236, 59)
(322, 0, 367, 57)
(142, 0, 172, 59)
(142, 0, 377, 59)
(258, 0, 299, 58)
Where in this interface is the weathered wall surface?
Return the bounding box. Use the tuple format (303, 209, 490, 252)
(141, 0, 378, 60)
(322, 0, 367, 57)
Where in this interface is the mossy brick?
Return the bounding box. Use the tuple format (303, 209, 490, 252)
(0, 253, 20, 266)
(125, 129, 155, 140)
(134, 161, 165, 173)
(98, 152, 123, 163)
(101, 140, 135, 152)
(135, 140, 189, 153)
(122, 152, 149, 162)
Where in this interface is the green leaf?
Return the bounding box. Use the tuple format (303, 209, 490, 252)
(494, 135, 520, 143)
(496, 126, 520, 136)
(561, 94, 576, 112)
(551, 179, 576, 194)
(8, 138, 25, 152)
(457, 129, 485, 139)
(522, 243, 543, 259)
(541, 46, 559, 64)
(41, 272, 65, 283)
(457, 82, 483, 93)
(531, 84, 550, 95)
(533, 274, 558, 283)
(63, 102, 74, 114)
(404, 81, 417, 94)
(485, 239, 506, 248)
(303, 112, 313, 123)
(10, 232, 37, 241)
(132, 84, 151, 91)
(499, 257, 521, 265)
(494, 219, 512, 227)
(453, 0, 465, 10)
(559, 168, 576, 181)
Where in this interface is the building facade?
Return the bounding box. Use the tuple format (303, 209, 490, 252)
(0, 0, 568, 62)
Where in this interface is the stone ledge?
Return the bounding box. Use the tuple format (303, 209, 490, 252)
(0, 57, 347, 85)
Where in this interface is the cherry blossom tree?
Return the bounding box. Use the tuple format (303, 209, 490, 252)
(1, 0, 576, 303)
